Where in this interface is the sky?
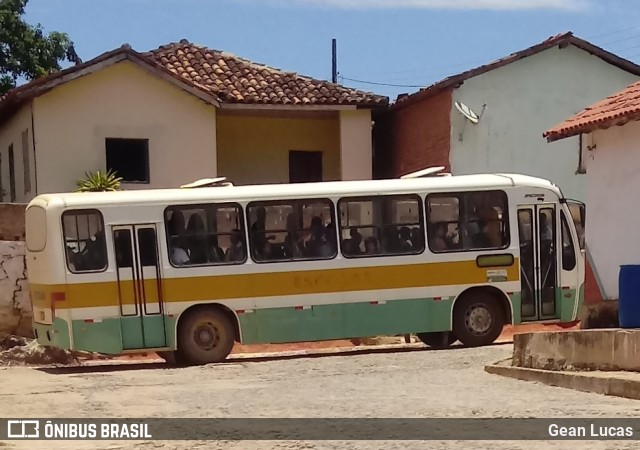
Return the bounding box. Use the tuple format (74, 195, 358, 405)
(22, 0, 640, 101)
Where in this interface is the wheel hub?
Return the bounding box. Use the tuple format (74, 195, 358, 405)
(465, 304, 492, 335)
(193, 322, 219, 350)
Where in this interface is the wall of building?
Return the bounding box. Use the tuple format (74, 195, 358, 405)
(339, 109, 372, 180)
(216, 113, 341, 185)
(585, 121, 640, 299)
(374, 89, 452, 179)
(0, 241, 31, 337)
(32, 60, 218, 194)
(0, 104, 35, 203)
(450, 45, 640, 202)
(0, 203, 26, 241)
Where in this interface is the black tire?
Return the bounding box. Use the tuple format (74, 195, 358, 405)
(416, 331, 456, 349)
(453, 292, 504, 347)
(156, 351, 185, 365)
(177, 307, 235, 365)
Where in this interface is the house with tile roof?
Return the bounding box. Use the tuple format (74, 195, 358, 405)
(0, 40, 387, 202)
(544, 79, 640, 303)
(374, 32, 640, 203)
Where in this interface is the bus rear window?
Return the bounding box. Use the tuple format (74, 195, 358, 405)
(26, 206, 47, 252)
(62, 210, 107, 273)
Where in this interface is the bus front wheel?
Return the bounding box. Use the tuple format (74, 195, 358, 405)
(177, 308, 235, 365)
(453, 292, 504, 347)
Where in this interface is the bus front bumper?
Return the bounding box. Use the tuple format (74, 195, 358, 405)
(33, 318, 72, 350)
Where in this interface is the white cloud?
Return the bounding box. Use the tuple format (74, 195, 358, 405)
(262, 0, 590, 10)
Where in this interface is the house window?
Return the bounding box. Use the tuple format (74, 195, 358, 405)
(22, 129, 31, 194)
(8, 144, 15, 202)
(106, 138, 149, 183)
(426, 191, 509, 253)
(289, 151, 322, 183)
(338, 194, 425, 258)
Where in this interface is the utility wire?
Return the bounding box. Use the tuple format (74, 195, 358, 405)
(339, 76, 426, 88)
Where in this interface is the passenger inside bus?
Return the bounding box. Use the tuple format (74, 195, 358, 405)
(225, 229, 245, 262)
(186, 213, 208, 264)
(430, 222, 449, 252)
(364, 237, 379, 255)
(342, 227, 363, 256)
(251, 207, 268, 258)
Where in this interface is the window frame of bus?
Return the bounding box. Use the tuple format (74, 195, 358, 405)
(246, 197, 337, 264)
(337, 194, 425, 259)
(61, 209, 108, 274)
(163, 202, 247, 268)
(425, 190, 510, 253)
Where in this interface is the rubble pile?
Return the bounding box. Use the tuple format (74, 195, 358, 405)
(0, 335, 79, 366)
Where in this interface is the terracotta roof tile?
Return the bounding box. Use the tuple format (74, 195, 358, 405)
(544, 80, 640, 141)
(144, 41, 387, 106)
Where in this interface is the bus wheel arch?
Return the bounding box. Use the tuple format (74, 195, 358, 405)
(452, 286, 510, 347)
(175, 303, 240, 365)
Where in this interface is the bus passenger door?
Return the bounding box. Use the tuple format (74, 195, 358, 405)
(518, 205, 560, 321)
(113, 225, 167, 350)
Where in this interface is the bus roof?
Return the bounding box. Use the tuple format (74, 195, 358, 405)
(29, 173, 562, 209)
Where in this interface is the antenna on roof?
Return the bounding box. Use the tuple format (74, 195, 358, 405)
(180, 177, 234, 188)
(455, 101, 487, 142)
(400, 166, 449, 179)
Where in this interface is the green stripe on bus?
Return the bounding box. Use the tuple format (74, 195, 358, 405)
(34, 318, 71, 350)
(237, 297, 455, 344)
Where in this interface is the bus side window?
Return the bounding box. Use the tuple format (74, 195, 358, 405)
(62, 209, 108, 273)
(426, 191, 509, 253)
(164, 203, 247, 267)
(561, 212, 577, 271)
(338, 194, 424, 258)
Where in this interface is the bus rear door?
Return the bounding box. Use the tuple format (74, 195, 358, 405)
(112, 224, 167, 349)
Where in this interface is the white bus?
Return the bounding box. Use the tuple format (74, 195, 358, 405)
(25, 173, 585, 365)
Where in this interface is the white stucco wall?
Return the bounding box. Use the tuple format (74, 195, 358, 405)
(0, 104, 35, 202)
(339, 109, 373, 180)
(449, 45, 640, 202)
(585, 121, 640, 299)
(0, 241, 31, 337)
(32, 60, 218, 194)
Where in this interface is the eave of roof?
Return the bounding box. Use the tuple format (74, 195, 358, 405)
(544, 80, 640, 142)
(390, 31, 640, 111)
(0, 45, 222, 127)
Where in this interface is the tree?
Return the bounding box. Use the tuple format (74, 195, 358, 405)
(0, 0, 81, 95)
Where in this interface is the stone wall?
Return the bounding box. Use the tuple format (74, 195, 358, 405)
(0, 241, 32, 337)
(0, 203, 27, 241)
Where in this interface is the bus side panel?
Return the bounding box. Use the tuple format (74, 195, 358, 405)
(237, 297, 454, 344)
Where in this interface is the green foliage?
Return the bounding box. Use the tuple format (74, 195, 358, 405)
(0, 0, 81, 95)
(76, 170, 122, 192)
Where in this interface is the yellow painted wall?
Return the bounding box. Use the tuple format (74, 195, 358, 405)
(0, 103, 34, 202)
(33, 60, 217, 193)
(216, 114, 341, 184)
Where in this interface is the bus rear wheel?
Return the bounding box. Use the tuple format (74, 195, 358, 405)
(416, 331, 456, 349)
(453, 292, 504, 347)
(177, 308, 235, 365)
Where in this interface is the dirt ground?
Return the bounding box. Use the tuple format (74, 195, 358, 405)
(0, 341, 636, 450)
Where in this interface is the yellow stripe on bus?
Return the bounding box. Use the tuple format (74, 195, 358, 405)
(29, 259, 519, 310)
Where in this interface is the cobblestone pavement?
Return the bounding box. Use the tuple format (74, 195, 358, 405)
(0, 344, 639, 450)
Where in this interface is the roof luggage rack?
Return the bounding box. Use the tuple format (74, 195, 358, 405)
(400, 166, 451, 179)
(180, 177, 234, 188)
